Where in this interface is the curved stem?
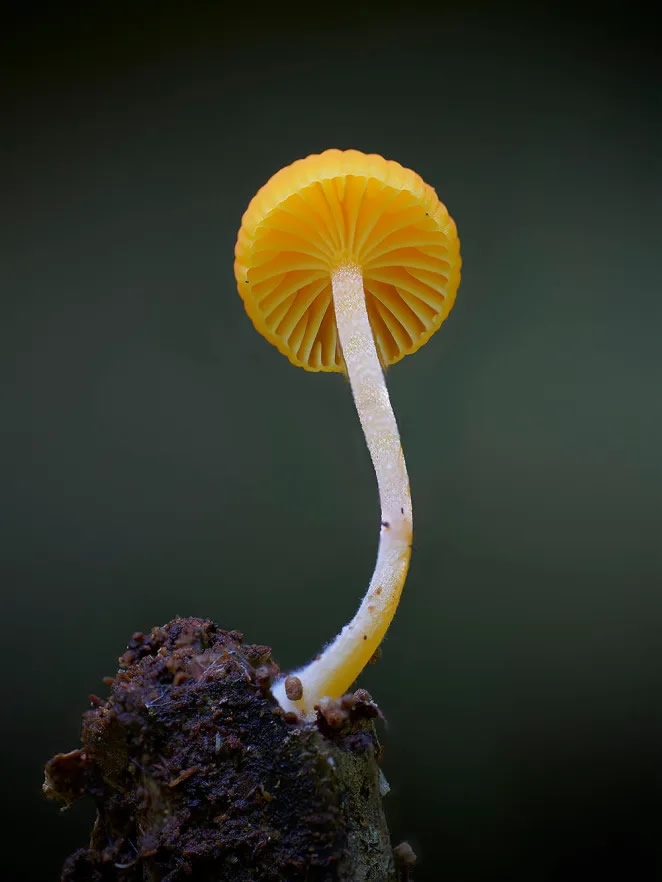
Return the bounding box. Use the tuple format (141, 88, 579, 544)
(273, 264, 413, 717)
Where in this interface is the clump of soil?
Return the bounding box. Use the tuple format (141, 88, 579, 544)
(44, 617, 399, 881)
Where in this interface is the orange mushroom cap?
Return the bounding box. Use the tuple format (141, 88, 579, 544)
(234, 149, 461, 372)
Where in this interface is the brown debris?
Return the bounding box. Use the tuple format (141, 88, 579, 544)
(315, 689, 382, 738)
(254, 663, 275, 687)
(167, 765, 199, 788)
(284, 675, 303, 701)
(43, 749, 92, 807)
(394, 840, 417, 881)
(246, 644, 272, 666)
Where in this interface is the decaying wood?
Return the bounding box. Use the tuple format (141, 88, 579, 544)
(44, 617, 400, 881)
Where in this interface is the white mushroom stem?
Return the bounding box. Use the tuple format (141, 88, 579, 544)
(273, 263, 413, 718)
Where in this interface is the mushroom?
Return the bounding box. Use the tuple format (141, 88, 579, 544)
(234, 149, 461, 717)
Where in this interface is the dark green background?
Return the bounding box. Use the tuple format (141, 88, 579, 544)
(2, 3, 660, 879)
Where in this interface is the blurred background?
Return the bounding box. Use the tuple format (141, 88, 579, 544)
(2, 1, 660, 879)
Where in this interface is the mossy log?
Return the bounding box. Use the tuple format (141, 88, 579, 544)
(44, 618, 402, 881)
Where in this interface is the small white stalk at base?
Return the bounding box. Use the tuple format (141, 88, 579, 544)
(273, 264, 413, 718)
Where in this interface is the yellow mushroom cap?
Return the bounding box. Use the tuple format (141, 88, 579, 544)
(234, 149, 461, 372)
